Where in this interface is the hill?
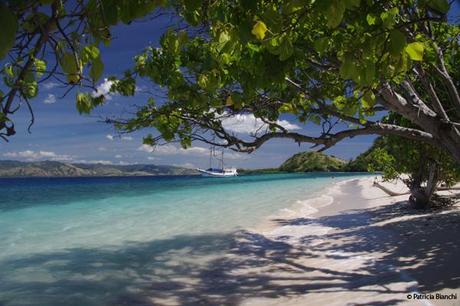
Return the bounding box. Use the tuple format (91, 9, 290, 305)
(279, 151, 347, 172)
(0, 160, 198, 177)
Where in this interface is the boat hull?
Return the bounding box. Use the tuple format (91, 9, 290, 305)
(197, 168, 238, 177)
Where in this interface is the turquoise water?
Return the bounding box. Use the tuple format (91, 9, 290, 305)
(0, 173, 366, 305)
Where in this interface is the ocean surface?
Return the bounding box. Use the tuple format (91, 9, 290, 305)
(0, 173, 367, 306)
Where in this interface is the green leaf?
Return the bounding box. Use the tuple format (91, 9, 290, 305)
(60, 52, 81, 83)
(76, 92, 91, 114)
(284, 0, 303, 14)
(216, 30, 230, 52)
(279, 38, 294, 61)
(389, 30, 406, 56)
(225, 95, 233, 106)
(39, 0, 55, 4)
(313, 37, 329, 54)
(34, 59, 47, 78)
(325, 0, 346, 28)
(251, 21, 268, 40)
(82, 45, 100, 63)
(76, 92, 104, 114)
(363, 61, 375, 85)
(198, 74, 209, 89)
(0, 4, 18, 59)
(113, 75, 136, 96)
(4, 64, 14, 78)
(184, 0, 202, 11)
(339, 56, 355, 79)
(344, 0, 360, 7)
(310, 114, 321, 125)
(197, 70, 220, 91)
(380, 7, 398, 29)
(362, 91, 376, 109)
(426, 0, 449, 14)
(366, 14, 377, 25)
(23, 81, 38, 99)
(405, 42, 425, 61)
(101, 0, 118, 25)
(89, 56, 104, 82)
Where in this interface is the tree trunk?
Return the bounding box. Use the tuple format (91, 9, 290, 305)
(380, 83, 460, 164)
(409, 160, 439, 209)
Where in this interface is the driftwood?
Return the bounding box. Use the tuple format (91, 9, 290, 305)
(438, 186, 460, 191)
(373, 181, 410, 196)
(373, 181, 460, 199)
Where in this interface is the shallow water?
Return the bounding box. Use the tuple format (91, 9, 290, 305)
(0, 173, 367, 305)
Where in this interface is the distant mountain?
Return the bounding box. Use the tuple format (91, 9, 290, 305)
(279, 151, 347, 172)
(0, 160, 199, 177)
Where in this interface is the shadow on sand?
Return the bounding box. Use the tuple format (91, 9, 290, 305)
(1, 200, 459, 306)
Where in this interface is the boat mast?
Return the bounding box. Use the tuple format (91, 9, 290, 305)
(221, 151, 224, 171)
(209, 147, 213, 169)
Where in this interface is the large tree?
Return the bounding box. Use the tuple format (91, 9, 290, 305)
(102, 0, 460, 166)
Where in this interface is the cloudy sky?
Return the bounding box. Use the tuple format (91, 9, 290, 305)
(0, 11, 380, 169)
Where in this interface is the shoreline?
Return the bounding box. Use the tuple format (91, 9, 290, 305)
(251, 176, 368, 234)
(236, 176, 460, 306)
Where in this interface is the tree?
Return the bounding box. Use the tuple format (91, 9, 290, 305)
(101, 0, 460, 165)
(350, 130, 460, 208)
(0, 0, 164, 140)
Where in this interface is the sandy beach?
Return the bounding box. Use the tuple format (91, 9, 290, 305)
(227, 177, 460, 306)
(140, 176, 460, 306)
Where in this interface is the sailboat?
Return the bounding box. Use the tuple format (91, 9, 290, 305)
(197, 147, 238, 177)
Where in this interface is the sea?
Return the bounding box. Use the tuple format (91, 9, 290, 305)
(0, 173, 367, 306)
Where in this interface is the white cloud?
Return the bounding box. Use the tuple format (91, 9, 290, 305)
(220, 113, 300, 134)
(43, 94, 56, 104)
(105, 134, 132, 141)
(115, 154, 122, 159)
(147, 156, 158, 161)
(225, 152, 245, 160)
(43, 82, 59, 89)
(135, 85, 148, 93)
(138, 144, 209, 156)
(138, 144, 245, 160)
(75, 159, 113, 165)
(92, 78, 114, 100)
(3, 150, 73, 161)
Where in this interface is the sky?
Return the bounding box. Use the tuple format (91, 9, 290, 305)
(0, 7, 389, 169)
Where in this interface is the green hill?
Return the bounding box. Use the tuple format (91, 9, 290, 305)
(279, 151, 346, 172)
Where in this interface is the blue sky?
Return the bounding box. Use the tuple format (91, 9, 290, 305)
(1, 9, 386, 169)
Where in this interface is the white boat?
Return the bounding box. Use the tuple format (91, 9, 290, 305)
(197, 148, 238, 177)
(197, 167, 238, 177)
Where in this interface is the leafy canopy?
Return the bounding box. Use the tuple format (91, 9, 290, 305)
(99, 0, 460, 160)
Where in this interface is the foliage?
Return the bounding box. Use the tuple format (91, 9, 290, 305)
(0, 0, 164, 139)
(102, 0, 460, 166)
(367, 135, 460, 187)
(347, 133, 460, 186)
